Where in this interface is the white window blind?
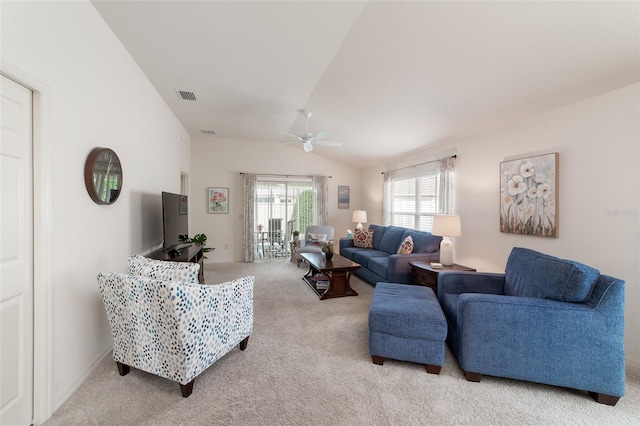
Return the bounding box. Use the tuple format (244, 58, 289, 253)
(382, 155, 455, 230)
(390, 171, 438, 232)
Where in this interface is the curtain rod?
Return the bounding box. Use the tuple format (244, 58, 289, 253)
(381, 155, 457, 175)
(240, 172, 332, 178)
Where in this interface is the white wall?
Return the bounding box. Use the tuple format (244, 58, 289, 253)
(2, 0, 191, 417)
(362, 83, 640, 366)
(190, 137, 361, 263)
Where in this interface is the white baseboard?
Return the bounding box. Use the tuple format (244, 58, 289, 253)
(52, 343, 113, 413)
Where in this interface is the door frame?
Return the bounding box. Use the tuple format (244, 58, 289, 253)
(2, 60, 54, 424)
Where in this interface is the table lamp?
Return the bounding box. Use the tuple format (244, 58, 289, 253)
(352, 210, 367, 230)
(431, 214, 461, 266)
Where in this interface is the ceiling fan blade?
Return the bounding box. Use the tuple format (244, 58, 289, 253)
(311, 130, 329, 140)
(280, 130, 303, 141)
(314, 140, 342, 147)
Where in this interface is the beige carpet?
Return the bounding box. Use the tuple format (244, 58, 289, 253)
(45, 260, 640, 425)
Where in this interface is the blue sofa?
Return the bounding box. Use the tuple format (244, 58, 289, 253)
(339, 224, 441, 286)
(438, 247, 625, 405)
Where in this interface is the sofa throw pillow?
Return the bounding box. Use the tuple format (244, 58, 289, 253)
(397, 235, 414, 254)
(354, 229, 374, 248)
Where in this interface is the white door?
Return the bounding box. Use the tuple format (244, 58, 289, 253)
(0, 75, 34, 426)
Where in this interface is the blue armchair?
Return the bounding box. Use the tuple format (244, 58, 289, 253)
(438, 247, 625, 405)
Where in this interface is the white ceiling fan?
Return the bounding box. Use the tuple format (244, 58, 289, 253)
(281, 110, 343, 152)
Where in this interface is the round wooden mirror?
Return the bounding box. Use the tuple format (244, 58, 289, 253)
(84, 147, 123, 205)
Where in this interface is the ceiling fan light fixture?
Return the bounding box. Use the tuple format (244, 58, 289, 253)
(282, 110, 341, 152)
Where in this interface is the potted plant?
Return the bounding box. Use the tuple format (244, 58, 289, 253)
(180, 233, 215, 258)
(292, 230, 300, 242)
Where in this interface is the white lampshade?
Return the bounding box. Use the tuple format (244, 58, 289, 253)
(352, 210, 367, 230)
(432, 215, 462, 266)
(432, 215, 462, 237)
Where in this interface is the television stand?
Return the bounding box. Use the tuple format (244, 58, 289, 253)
(147, 244, 205, 283)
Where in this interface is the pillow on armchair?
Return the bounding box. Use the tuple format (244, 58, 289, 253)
(306, 233, 327, 246)
(504, 247, 599, 303)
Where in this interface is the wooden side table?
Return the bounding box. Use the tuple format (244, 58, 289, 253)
(289, 240, 299, 263)
(409, 261, 476, 296)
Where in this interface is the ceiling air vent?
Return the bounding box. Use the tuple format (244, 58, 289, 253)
(177, 90, 197, 101)
(200, 130, 216, 135)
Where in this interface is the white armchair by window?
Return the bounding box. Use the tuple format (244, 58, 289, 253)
(98, 256, 254, 397)
(294, 225, 334, 267)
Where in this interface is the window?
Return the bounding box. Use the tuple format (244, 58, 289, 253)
(383, 157, 455, 232)
(390, 172, 438, 232)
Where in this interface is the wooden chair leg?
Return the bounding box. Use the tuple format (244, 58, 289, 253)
(239, 336, 249, 351)
(116, 362, 130, 376)
(589, 391, 620, 406)
(180, 380, 195, 397)
(371, 355, 385, 365)
(464, 371, 482, 382)
(426, 364, 441, 375)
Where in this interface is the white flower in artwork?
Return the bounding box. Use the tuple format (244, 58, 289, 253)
(520, 162, 534, 178)
(527, 187, 538, 198)
(537, 183, 552, 198)
(534, 172, 546, 183)
(503, 166, 513, 175)
(508, 175, 527, 195)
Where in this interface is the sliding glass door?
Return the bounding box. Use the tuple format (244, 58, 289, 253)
(255, 178, 316, 259)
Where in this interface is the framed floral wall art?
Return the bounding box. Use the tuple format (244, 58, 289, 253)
(500, 153, 558, 237)
(208, 187, 229, 214)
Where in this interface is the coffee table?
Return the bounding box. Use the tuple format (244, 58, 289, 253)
(300, 252, 361, 300)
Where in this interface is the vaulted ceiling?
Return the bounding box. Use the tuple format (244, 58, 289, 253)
(93, 1, 640, 168)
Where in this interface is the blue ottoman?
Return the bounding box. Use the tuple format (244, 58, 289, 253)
(368, 282, 447, 374)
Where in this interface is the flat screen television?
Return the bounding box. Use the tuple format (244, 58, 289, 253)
(162, 191, 189, 253)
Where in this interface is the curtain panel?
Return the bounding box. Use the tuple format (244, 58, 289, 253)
(242, 173, 257, 262)
(437, 156, 455, 215)
(312, 175, 329, 226)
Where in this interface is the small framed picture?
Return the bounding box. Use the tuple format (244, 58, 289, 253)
(208, 187, 229, 214)
(338, 185, 350, 209)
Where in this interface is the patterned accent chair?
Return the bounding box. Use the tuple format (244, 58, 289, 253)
(98, 256, 254, 397)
